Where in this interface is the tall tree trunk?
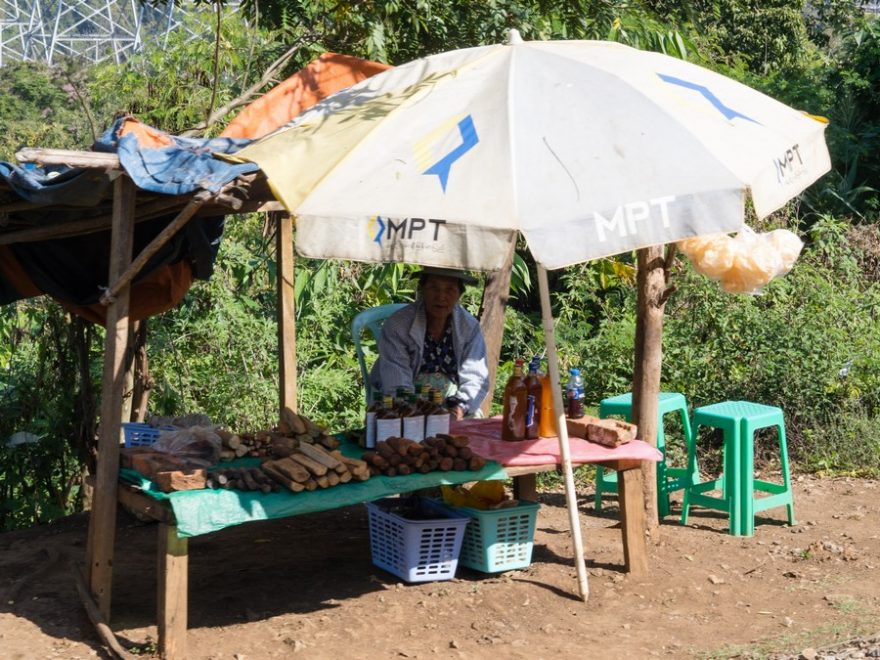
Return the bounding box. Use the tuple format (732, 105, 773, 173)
(478, 241, 515, 416)
(631, 244, 677, 544)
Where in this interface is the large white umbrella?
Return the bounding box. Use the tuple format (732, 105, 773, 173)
(234, 30, 831, 600)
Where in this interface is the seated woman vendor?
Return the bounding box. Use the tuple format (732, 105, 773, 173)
(370, 267, 489, 420)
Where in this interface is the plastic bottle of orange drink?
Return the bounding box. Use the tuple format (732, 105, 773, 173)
(537, 360, 559, 438)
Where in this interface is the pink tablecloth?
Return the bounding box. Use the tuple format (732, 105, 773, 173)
(452, 417, 662, 467)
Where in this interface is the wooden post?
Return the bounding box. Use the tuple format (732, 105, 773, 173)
(478, 241, 515, 416)
(632, 245, 676, 542)
(158, 524, 188, 660)
(275, 212, 297, 418)
(615, 461, 650, 576)
(85, 175, 136, 620)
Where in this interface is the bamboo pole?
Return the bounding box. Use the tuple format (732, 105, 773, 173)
(537, 264, 589, 602)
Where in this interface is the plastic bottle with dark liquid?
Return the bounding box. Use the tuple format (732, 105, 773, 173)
(501, 359, 528, 441)
(524, 358, 542, 439)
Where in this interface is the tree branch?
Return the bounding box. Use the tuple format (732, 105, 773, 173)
(205, 2, 222, 127)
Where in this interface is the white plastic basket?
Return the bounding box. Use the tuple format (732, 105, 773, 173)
(365, 498, 469, 583)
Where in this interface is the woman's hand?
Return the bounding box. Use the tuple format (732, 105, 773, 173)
(451, 405, 466, 421)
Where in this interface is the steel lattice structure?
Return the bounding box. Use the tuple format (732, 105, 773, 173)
(0, 0, 205, 67)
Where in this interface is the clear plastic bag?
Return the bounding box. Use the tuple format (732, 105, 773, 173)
(679, 226, 803, 294)
(151, 426, 222, 468)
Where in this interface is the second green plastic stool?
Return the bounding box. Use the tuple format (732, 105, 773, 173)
(680, 400, 796, 536)
(594, 392, 698, 517)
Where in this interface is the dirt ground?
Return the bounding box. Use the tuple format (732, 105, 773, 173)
(1, 474, 879, 660)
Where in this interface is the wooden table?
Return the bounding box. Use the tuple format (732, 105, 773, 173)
(113, 445, 652, 660)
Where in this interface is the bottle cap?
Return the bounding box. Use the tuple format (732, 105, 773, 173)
(570, 368, 580, 375)
(515, 358, 524, 366)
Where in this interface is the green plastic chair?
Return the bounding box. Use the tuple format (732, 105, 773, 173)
(680, 400, 795, 536)
(352, 304, 408, 405)
(594, 392, 698, 517)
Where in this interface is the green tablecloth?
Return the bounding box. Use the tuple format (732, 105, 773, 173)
(119, 441, 507, 538)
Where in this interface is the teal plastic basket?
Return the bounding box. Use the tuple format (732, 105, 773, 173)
(424, 498, 540, 573)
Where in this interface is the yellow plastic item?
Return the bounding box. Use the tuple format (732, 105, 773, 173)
(441, 480, 507, 510)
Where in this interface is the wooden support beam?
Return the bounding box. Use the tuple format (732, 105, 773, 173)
(15, 147, 121, 170)
(99, 194, 210, 305)
(478, 240, 515, 416)
(617, 465, 649, 576)
(86, 174, 136, 621)
(275, 212, 297, 418)
(157, 524, 188, 660)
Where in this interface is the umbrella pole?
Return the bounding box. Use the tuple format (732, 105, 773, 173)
(537, 264, 589, 602)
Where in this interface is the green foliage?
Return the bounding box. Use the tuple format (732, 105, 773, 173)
(0, 62, 94, 159)
(648, 0, 812, 72)
(229, 0, 694, 64)
(0, 303, 96, 530)
(89, 14, 289, 134)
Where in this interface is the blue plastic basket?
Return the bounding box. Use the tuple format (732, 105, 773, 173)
(122, 423, 170, 448)
(365, 498, 469, 583)
(424, 498, 540, 573)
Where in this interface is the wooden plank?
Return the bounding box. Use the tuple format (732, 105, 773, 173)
(15, 147, 120, 169)
(275, 212, 298, 417)
(117, 484, 175, 524)
(477, 240, 515, 416)
(617, 466, 649, 576)
(157, 524, 188, 660)
(86, 174, 136, 621)
(503, 464, 556, 477)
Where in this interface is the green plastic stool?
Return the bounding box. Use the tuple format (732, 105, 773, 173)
(594, 392, 698, 517)
(680, 401, 796, 536)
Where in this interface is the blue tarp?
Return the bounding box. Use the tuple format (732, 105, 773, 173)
(1, 116, 258, 203)
(0, 117, 261, 313)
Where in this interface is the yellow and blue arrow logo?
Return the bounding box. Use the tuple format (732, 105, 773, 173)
(367, 215, 386, 244)
(416, 114, 479, 193)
